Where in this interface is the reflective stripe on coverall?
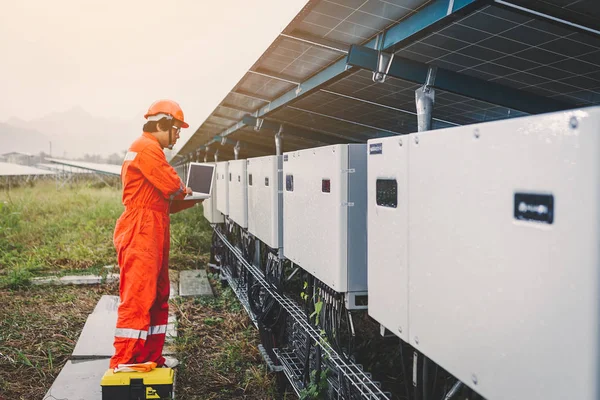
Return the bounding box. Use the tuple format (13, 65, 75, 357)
(110, 132, 194, 369)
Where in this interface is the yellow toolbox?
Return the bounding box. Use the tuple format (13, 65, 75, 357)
(100, 367, 174, 400)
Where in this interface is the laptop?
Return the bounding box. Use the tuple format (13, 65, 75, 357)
(183, 162, 215, 200)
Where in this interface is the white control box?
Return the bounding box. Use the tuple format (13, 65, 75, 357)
(407, 108, 600, 400)
(283, 144, 367, 296)
(366, 137, 409, 342)
(228, 159, 248, 228)
(215, 161, 229, 216)
(247, 155, 282, 249)
(202, 162, 224, 224)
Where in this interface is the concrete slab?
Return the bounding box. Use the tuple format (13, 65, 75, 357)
(179, 270, 213, 297)
(43, 358, 109, 400)
(170, 281, 179, 299)
(31, 276, 60, 285)
(73, 312, 177, 358)
(169, 269, 179, 299)
(166, 314, 177, 341)
(31, 273, 119, 286)
(72, 312, 117, 359)
(92, 295, 120, 314)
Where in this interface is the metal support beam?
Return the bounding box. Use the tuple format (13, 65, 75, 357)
(347, 44, 572, 114)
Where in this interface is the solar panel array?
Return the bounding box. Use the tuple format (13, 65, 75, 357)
(176, 0, 600, 161)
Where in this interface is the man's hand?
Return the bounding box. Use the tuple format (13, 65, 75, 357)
(184, 187, 193, 195)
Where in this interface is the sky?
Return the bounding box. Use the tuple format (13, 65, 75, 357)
(0, 0, 309, 149)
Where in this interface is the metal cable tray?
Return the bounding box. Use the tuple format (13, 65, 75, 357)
(214, 227, 391, 399)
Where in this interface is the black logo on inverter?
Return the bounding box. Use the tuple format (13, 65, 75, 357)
(514, 193, 554, 224)
(369, 143, 382, 155)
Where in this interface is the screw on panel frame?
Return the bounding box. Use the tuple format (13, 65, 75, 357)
(570, 116, 578, 129)
(399, 139, 403, 146)
(414, 137, 419, 145)
(472, 374, 478, 385)
(474, 128, 480, 139)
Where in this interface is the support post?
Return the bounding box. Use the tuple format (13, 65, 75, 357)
(415, 66, 437, 132)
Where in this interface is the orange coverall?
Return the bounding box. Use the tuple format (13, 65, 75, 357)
(110, 132, 194, 369)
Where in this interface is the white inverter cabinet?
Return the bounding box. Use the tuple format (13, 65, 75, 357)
(202, 162, 224, 224)
(405, 108, 600, 400)
(228, 159, 248, 229)
(366, 136, 409, 342)
(283, 144, 367, 307)
(247, 155, 282, 250)
(215, 161, 229, 216)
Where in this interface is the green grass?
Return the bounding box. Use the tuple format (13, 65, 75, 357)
(0, 180, 288, 399)
(0, 181, 213, 288)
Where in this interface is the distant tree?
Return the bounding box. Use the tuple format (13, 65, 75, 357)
(107, 153, 123, 165)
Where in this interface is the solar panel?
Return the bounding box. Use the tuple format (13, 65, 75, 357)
(395, 5, 600, 107)
(270, 104, 393, 141)
(260, 37, 341, 81)
(238, 72, 295, 100)
(175, 0, 600, 161)
(508, 0, 600, 30)
(0, 162, 55, 177)
(46, 158, 122, 176)
(297, 0, 431, 45)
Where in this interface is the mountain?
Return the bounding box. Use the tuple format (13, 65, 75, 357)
(2, 107, 142, 158)
(0, 122, 51, 155)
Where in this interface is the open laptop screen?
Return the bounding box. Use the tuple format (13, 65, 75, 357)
(186, 163, 214, 194)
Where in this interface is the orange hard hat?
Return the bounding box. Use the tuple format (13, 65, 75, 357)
(144, 99, 189, 128)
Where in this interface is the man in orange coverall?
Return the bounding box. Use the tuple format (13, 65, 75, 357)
(110, 99, 200, 372)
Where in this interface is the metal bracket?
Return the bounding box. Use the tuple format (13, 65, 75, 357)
(342, 168, 355, 174)
(342, 202, 355, 207)
(254, 117, 264, 132)
(275, 125, 283, 156)
(214, 149, 219, 162)
(234, 141, 241, 160)
(415, 66, 438, 132)
(372, 51, 394, 83)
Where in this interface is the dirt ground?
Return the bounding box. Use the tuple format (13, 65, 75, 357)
(0, 277, 291, 400)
